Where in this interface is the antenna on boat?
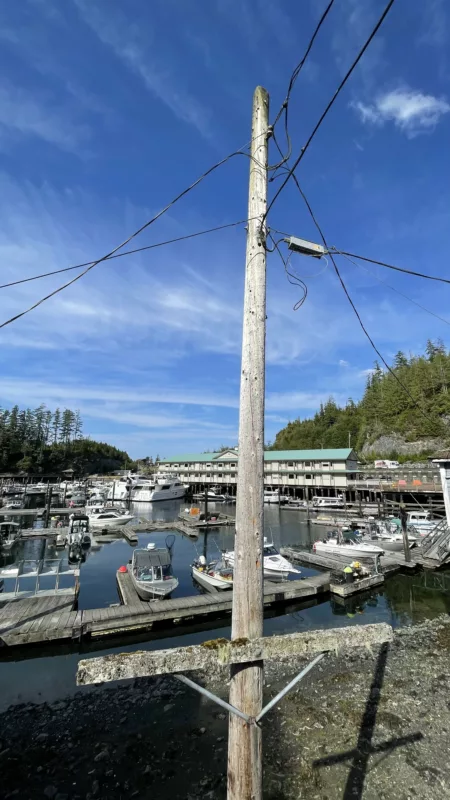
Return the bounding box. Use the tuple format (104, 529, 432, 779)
(165, 534, 176, 558)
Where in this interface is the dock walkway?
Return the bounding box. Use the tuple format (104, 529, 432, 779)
(0, 572, 329, 648)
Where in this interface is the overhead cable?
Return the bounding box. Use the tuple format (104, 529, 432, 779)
(0, 135, 266, 330)
(336, 250, 450, 328)
(0, 219, 251, 290)
(269, 0, 336, 173)
(329, 247, 450, 286)
(266, 0, 396, 217)
(289, 176, 434, 424)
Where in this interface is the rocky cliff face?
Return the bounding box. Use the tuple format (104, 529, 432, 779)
(361, 433, 442, 457)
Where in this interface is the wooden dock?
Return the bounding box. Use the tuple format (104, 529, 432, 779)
(0, 572, 329, 648)
(281, 546, 441, 574)
(0, 590, 79, 646)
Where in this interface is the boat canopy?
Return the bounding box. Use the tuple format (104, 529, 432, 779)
(135, 549, 171, 568)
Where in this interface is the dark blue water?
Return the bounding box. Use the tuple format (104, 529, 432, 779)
(0, 500, 449, 711)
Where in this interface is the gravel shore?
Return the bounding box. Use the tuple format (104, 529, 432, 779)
(1, 616, 450, 799)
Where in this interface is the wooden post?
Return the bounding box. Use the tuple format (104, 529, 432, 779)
(227, 85, 269, 800)
(399, 504, 411, 562)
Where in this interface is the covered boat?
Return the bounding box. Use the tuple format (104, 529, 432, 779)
(130, 545, 178, 600)
(68, 514, 91, 547)
(87, 506, 133, 528)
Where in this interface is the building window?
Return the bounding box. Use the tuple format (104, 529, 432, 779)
(288, 462, 294, 467)
(206, 463, 211, 468)
(304, 461, 311, 467)
(218, 473, 222, 478)
(306, 474, 312, 480)
(230, 462, 236, 467)
(322, 462, 331, 468)
(289, 474, 295, 479)
(184, 463, 188, 467)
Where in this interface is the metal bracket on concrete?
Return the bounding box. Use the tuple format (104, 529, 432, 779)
(175, 652, 326, 726)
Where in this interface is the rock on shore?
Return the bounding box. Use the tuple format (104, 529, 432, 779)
(1, 616, 450, 799)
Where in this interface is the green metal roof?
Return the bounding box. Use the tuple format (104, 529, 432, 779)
(160, 448, 354, 464)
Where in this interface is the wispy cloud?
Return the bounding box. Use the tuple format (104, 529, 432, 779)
(352, 87, 450, 137)
(419, 0, 447, 48)
(73, 0, 212, 139)
(0, 81, 90, 151)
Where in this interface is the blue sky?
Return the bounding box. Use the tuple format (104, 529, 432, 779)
(0, 0, 449, 458)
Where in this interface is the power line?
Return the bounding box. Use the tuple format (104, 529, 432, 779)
(268, 231, 307, 310)
(336, 250, 450, 328)
(0, 219, 251, 290)
(0, 136, 266, 330)
(329, 247, 450, 286)
(265, 0, 396, 218)
(288, 175, 434, 424)
(270, 0, 336, 173)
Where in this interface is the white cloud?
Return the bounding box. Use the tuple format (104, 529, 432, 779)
(339, 359, 350, 367)
(0, 81, 89, 151)
(73, 0, 212, 139)
(352, 88, 450, 137)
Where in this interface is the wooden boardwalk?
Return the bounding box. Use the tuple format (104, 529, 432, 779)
(0, 571, 330, 648)
(281, 546, 441, 574)
(0, 590, 79, 646)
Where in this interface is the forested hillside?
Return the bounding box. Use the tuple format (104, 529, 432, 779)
(271, 341, 450, 458)
(0, 404, 132, 474)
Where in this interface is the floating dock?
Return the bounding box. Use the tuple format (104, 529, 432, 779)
(281, 546, 442, 574)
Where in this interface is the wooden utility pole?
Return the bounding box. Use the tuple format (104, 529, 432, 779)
(227, 85, 269, 800)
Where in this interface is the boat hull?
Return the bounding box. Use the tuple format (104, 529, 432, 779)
(88, 516, 132, 528)
(192, 566, 232, 591)
(131, 573, 178, 600)
(131, 486, 185, 502)
(314, 542, 384, 559)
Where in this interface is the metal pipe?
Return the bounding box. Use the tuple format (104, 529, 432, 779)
(256, 652, 326, 722)
(175, 674, 252, 724)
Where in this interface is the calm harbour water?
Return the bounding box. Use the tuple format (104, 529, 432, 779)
(0, 499, 449, 711)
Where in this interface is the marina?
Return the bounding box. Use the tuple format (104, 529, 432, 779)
(1, 497, 450, 655)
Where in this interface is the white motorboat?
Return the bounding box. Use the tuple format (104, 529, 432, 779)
(224, 537, 300, 578)
(107, 473, 185, 503)
(313, 531, 384, 559)
(263, 490, 287, 504)
(0, 521, 21, 550)
(362, 521, 418, 552)
(312, 496, 345, 509)
(87, 506, 133, 528)
(192, 555, 233, 591)
(406, 511, 440, 536)
(130, 543, 178, 600)
(193, 487, 231, 502)
(3, 500, 22, 510)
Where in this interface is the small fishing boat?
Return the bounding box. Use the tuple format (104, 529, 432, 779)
(55, 531, 68, 549)
(192, 487, 231, 502)
(224, 537, 300, 578)
(192, 555, 233, 591)
(0, 521, 21, 550)
(130, 543, 178, 600)
(87, 506, 133, 528)
(314, 531, 384, 559)
(68, 514, 91, 547)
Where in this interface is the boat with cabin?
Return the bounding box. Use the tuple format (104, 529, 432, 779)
(224, 537, 300, 578)
(107, 473, 185, 503)
(263, 489, 287, 504)
(314, 530, 384, 559)
(68, 514, 91, 547)
(87, 506, 133, 528)
(406, 510, 440, 536)
(130, 542, 178, 600)
(0, 521, 21, 550)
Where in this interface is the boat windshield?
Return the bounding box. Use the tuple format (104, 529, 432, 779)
(263, 545, 278, 556)
(137, 564, 172, 582)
